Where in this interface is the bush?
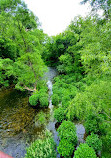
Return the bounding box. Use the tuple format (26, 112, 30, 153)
(57, 121, 77, 158)
(54, 107, 67, 122)
(84, 113, 107, 135)
(74, 143, 97, 158)
(86, 133, 102, 152)
(57, 120, 77, 145)
(25, 131, 56, 158)
(39, 88, 48, 98)
(102, 131, 111, 153)
(106, 132, 111, 153)
(29, 94, 39, 106)
(52, 94, 60, 105)
(57, 139, 74, 158)
(29, 87, 49, 107)
(62, 95, 70, 106)
(39, 97, 49, 107)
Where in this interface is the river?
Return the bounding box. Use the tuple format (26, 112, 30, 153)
(0, 67, 85, 158)
(0, 67, 59, 158)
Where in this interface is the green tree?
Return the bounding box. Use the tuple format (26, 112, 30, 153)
(0, 0, 47, 90)
(14, 52, 47, 91)
(81, 0, 111, 20)
(67, 80, 111, 121)
(43, 29, 83, 74)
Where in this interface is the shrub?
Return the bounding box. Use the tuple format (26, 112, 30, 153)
(52, 94, 60, 105)
(86, 133, 102, 152)
(103, 132, 111, 153)
(38, 88, 49, 107)
(29, 87, 49, 107)
(39, 97, 49, 107)
(57, 139, 74, 158)
(25, 131, 56, 158)
(74, 143, 97, 158)
(54, 107, 66, 122)
(58, 120, 77, 145)
(84, 113, 107, 135)
(39, 88, 48, 98)
(62, 95, 70, 106)
(57, 121, 77, 158)
(29, 94, 39, 106)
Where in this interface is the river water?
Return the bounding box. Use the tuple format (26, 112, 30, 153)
(0, 67, 58, 158)
(0, 67, 85, 158)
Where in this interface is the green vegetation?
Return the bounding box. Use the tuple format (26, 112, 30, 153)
(54, 107, 67, 122)
(29, 85, 49, 107)
(102, 131, 111, 157)
(74, 143, 97, 158)
(57, 121, 77, 157)
(29, 94, 39, 106)
(0, 0, 111, 157)
(52, 93, 60, 106)
(37, 111, 46, 125)
(84, 113, 108, 135)
(57, 121, 77, 144)
(25, 130, 56, 158)
(81, 0, 111, 20)
(86, 133, 102, 153)
(0, 0, 47, 95)
(58, 139, 74, 158)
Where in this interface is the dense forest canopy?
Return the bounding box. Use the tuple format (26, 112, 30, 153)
(0, 0, 47, 91)
(42, 1, 111, 157)
(0, 0, 111, 158)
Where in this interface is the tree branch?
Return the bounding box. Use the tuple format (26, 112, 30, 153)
(24, 86, 36, 92)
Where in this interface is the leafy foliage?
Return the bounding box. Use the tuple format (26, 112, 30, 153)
(57, 139, 74, 158)
(67, 80, 111, 121)
(84, 113, 108, 135)
(36, 111, 46, 125)
(54, 107, 67, 122)
(25, 130, 56, 158)
(39, 97, 48, 107)
(29, 86, 49, 107)
(102, 131, 111, 155)
(29, 94, 39, 106)
(57, 121, 77, 157)
(0, 1, 111, 157)
(51, 16, 111, 157)
(86, 133, 102, 152)
(0, 0, 47, 91)
(43, 29, 83, 74)
(52, 94, 60, 106)
(74, 143, 97, 158)
(57, 120, 77, 144)
(80, 20, 111, 76)
(52, 74, 80, 110)
(81, 0, 111, 20)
